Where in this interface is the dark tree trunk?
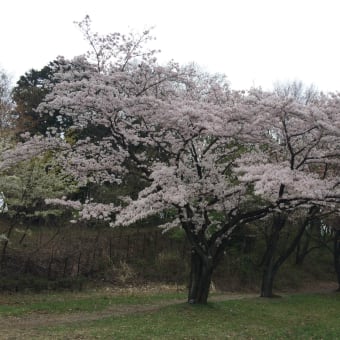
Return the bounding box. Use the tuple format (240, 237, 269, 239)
(260, 214, 286, 298)
(295, 232, 311, 265)
(1, 221, 16, 267)
(334, 229, 340, 291)
(261, 210, 316, 297)
(260, 238, 279, 297)
(261, 265, 277, 298)
(187, 249, 213, 304)
(295, 210, 320, 265)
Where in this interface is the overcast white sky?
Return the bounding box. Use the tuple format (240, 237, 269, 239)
(1, 0, 340, 91)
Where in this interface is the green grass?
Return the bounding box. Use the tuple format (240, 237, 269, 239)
(1, 290, 340, 339)
(50, 294, 340, 339)
(0, 289, 186, 316)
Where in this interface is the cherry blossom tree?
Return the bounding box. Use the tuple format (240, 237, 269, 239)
(237, 89, 340, 297)
(0, 18, 274, 304)
(39, 58, 275, 304)
(2, 17, 339, 304)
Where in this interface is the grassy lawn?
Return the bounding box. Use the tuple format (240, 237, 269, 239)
(0, 288, 185, 317)
(0, 289, 340, 339)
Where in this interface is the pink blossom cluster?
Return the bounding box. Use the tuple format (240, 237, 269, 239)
(1, 21, 339, 252)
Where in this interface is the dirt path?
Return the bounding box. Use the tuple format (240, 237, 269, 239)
(0, 284, 336, 338)
(0, 293, 256, 333)
(0, 304, 157, 328)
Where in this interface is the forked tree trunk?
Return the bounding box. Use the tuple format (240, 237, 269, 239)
(261, 212, 313, 297)
(260, 214, 286, 298)
(187, 249, 213, 304)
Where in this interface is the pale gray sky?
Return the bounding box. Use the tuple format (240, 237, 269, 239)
(1, 0, 340, 91)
